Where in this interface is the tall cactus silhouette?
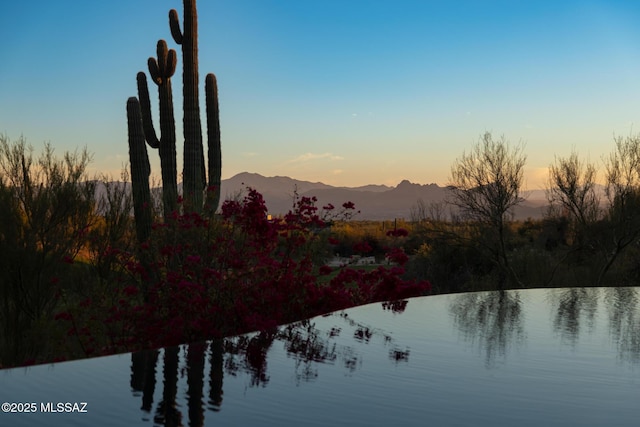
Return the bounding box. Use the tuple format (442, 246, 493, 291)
(169, 0, 222, 214)
(126, 98, 152, 243)
(170, 0, 204, 213)
(204, 73, 221, 213)
(127, 0, 221, 244)
(137, 40, 178, 220)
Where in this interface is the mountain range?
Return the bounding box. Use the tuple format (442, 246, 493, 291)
(220, 172, 551, 220)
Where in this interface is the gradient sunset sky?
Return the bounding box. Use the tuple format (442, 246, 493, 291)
(2, 0, 640, 189)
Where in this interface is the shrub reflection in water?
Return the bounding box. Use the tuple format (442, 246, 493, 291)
(4, 288, 639, 427)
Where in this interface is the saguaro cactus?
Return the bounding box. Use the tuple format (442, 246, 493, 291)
(170, 0, 217, 213)
(126, 98, 152, 243)
(170, 0, 204, 213)
(137, 40, 178, 220)
(127, 0, 222, 244)
(205, 73, 221, 213)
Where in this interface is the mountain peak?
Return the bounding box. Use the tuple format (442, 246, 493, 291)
(397, 179, 416, 188)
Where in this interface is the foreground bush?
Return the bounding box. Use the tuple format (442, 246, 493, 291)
(0, 136, 95, 367)
(53, 189, 431, 362)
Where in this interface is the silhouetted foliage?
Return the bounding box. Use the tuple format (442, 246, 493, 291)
(448, 132, 527, 288)
(0, 136, 95, 366)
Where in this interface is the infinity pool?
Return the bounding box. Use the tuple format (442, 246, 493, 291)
(2, 287, 639, 426)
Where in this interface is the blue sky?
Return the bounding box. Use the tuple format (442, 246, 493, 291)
(2, 1, 640, 189)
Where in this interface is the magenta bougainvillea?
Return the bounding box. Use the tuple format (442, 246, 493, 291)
(55, 188, 430, 359)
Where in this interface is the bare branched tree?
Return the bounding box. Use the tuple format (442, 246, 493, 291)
(410, 198, 448, 223)
(598, 133, 640, 284)
(449, 132, 526, 225)
(604, 134, 640, 203)
(546, 150, 600, 245)
(448, 132, 527, 288)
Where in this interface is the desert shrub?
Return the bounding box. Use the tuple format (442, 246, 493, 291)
(0, 136, 95, 366)
(405, 234, 493, 294)
(53, 189, 431, 360)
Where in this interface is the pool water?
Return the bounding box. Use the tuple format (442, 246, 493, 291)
(2, 287, 639, 426)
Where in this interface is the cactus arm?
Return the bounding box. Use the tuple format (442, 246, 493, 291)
(169, 9, 183, 44)
(156, 39, 168, 77)
(136, 72, 160, 149)
(127, 97, 152, 244)
(149, 40, 175, 86)
(148, 58, 161, 85)
(166, 49, 177, 77)
(205, 73, 221, 214)
(157, 73, 178, 217)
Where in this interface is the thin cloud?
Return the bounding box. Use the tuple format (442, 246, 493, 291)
(286, 152, 344, 164)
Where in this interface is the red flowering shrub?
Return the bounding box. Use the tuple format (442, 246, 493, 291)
(319, 265, 333, 275)
(353, 241, 373, 254)
(386, 228, 409, 237)
(56, 188, 430, 357)
(386, 247, 410, 266)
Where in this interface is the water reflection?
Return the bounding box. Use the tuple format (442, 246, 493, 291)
(279, 321, 338, 383)
(129, 307, 408, 426)
(447, 287, 640, 369)
(5, 288, 640, 426)
(548, 287, 640, 366)
(156, 346, 182, 426)
(223, 331, 276, 387)
(122, 288, 640, 426)
(604, 287, 640, 365)
(208, 339, 223, 412)
(550, 287, 599, 346)
(187, 343, 205, 426)
(130, 349, 158, 414)
(449, 290, 525, 367)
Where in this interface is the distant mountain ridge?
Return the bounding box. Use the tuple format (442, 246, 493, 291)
(221, 172, 550, 220)
(93, 172, 551, 220)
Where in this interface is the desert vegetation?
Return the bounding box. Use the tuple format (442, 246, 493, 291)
(4, 129, 640, 368)
(3, 0, 640, 372)
(405, 132, 640, 294)
(0, 135, 429, 368)
(0, 0, 425, 369)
